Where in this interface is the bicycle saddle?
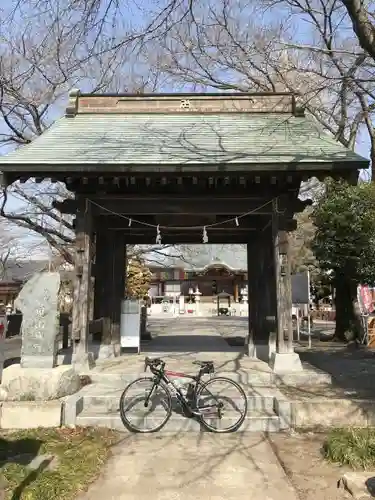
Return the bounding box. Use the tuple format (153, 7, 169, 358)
(193, 360, 214, 367)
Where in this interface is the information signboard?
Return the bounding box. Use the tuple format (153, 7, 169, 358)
(120, 299, 141, 352)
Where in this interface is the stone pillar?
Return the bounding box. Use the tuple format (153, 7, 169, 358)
(72, 197, 95, 370)
(269, 199, 302, 373)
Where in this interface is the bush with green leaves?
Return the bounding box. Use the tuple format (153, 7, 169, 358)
(312, 180, 375, 340)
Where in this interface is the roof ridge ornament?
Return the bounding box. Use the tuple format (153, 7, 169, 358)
(291, 93, 305, 117)
(65, 88, 81, 117)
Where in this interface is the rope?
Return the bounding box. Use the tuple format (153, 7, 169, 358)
(89, 197, 282, 230)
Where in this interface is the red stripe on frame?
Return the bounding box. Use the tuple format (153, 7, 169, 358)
(165, 370, 190, 378)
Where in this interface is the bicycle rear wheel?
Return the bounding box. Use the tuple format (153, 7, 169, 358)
(119, 377, 172, 433)
(195, 377, 247, 433)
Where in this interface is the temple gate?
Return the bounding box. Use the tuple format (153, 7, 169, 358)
(0, 91, 367, 370)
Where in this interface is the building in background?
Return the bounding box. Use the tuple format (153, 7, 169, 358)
(0, 260, 51, 306)
(148, 245, 247, 303)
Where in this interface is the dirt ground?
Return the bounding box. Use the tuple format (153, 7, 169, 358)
(268, 431, 352, 500)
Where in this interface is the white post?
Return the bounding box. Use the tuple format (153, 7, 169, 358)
(296, 305, 300, 342)
(241, 285, 248, 316)
(194, 286, 202, 316)
(307, 270, 312, 349)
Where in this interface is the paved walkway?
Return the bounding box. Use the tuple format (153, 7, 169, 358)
(78, 433, 300, 500)
(143, 317, 238, 353)
(91, 318, 272, 380)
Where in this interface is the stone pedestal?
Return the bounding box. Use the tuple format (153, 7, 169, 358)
(72, 350, 95, 372)
(269, 352, 303, 373)
(0, 364, 81, 401)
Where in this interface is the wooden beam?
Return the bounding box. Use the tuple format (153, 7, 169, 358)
(86, 196, 279, 215)
(54, 195, 305, 217)
(94, 213, 279, 230)
(100, 221, 263, 232)
(116, 233, 250, 244)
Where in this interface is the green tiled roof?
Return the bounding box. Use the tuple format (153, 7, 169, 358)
(147, 244, 247, 270)
(0, 113, 367, 167)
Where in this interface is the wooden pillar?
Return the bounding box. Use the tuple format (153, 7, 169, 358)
(93, 228, 113, 344)
(272, 198, 293, 354)
(247, 224, 276, 361)
(234, 282, 239, 302)
(72, 196, 93, 364)
(110, 232, 126, 347)
(247, 243, 256, 356)
(279, 230, 294, 353)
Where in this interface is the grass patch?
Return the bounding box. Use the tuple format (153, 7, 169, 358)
(323, 428, 375, 469)
(0, 427, 120, 499)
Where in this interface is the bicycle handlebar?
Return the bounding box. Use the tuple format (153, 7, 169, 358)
(144, 357, 165, 373)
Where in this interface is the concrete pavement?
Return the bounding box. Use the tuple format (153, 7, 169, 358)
(143, 318, 238, 353)
(78, 433, 300, 500)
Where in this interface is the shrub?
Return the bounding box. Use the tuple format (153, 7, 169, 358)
(323, 428, 375, 469)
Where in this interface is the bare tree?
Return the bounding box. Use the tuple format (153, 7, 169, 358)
(0, 218, 42, 279)
(1, 0, 373, 268)
(341, 0, 375, 61)
(0, 1, 174, 262)
(150, 0, 373, 174)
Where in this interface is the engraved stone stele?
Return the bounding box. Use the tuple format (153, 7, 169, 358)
(15, 272, 61, 369)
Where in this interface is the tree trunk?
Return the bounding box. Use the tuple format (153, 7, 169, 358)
(334, 274, 360, 342)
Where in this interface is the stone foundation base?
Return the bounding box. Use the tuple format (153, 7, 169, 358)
(21, 355, 57, 369)
(72, 351, 95, 372)
(247, 333, 277, 363)
(0, 364, 81, 401)
(269, 352, 303, 373)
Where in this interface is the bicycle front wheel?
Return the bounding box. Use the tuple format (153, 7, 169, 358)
(195, 377, 247, 433)
(119, 377, 172, 433)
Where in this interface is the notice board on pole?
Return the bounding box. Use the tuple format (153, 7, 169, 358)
(291, 272, 310, 304)
(120, 299, 141, 352)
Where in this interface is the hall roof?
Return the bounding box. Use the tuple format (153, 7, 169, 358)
(148, 245, 247, 271)
(0, 91, 368, 172)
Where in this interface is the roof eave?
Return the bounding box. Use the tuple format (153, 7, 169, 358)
(0, 160, 368, 175)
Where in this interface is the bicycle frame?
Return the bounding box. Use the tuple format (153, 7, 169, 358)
(146, 366, 223, 418)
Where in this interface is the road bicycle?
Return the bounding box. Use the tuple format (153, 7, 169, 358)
(119, 356, 248, 433)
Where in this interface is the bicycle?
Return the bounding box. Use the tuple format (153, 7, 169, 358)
(119, 357, 248, 433)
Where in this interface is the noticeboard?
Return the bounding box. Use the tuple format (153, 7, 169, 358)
(291, 272, 310, 304)
(120, 299, 140, 352)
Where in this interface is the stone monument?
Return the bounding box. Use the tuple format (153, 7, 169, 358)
(0, 271, 81, 402)
(15, 272, 61, 368)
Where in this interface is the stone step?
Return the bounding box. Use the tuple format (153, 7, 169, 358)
(81, 392, 275, 413)
(76, 410, 281, 433)
(87, 371, 274, 387)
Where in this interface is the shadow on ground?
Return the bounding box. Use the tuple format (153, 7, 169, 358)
(0, 436, 45, 500)
(142, 334, 244, 353)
